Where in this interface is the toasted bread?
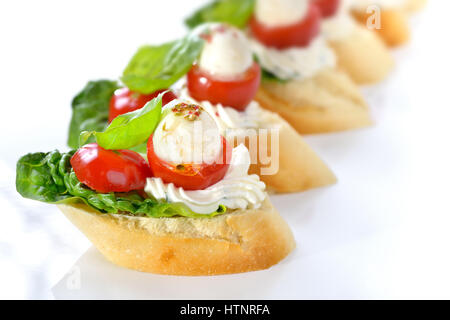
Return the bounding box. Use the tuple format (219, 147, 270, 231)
(255, 68, 371, 134)
(58, 198, 295, 276)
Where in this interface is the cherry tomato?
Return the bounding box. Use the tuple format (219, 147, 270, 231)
(314, 0, 340, 18)
(249, 2, 321, 49)
(109, 88, 177, 122)
(187, 62, 261, 111)
(147, 135, 232, 190)
(71, 143, 151, 193)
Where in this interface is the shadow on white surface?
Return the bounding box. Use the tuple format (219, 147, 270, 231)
(52, 245, 370, 300)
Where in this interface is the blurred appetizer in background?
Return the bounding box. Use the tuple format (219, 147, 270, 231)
(186, 0, 371, 134)
(318, 0, 394, 84)
(350, 0, 423, 47)
(17, 94, 295, 275)
(68, 23, 337, 194)
(404, 0, 427, 13)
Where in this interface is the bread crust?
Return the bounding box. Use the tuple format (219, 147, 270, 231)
(329, 25, 394, 85)
(405, 0, 427, 13)
(57, 198, 295, 276)
(255, 68, 371, 134)
(229, 110, 336, 193)
(352, 9, 410, 47)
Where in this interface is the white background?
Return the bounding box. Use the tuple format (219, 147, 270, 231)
(1, 0, 449, 299)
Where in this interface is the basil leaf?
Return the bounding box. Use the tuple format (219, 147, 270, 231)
(122, 33, 204, 94)
(185, 0, 255, 29)
(261, 68, 287, 83)
(252, 54, 286, 83)
(16, 150, 225, 218)
(67, 80, 119, 149)
(80, 92, 164, 150)
(129, 143, 148, 154)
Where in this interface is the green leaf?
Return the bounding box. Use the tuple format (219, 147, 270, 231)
(185, 0, 255, 29)
(16, 150, 75, 203)
(252, 54, 286, 83)
(129, 143, 148, 155)
(82, 92, 163, 150)
(67, 80, 119, 149)
(16, 150, 225, 218)
(261, 68, 287, 83)
(122, 32, 205, 94)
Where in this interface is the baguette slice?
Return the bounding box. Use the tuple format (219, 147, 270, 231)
(255, 68, 371, 134)
(329, 25, 394, 85)
(405, 0, 427, 13)
(228, 110, 336, 193)
(352, 9, 410, 47)
(58, 198, 295, 276)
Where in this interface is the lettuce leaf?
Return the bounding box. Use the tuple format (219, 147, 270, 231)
(185, 0, 255, 29)
(16, 150, 225, 218)
(67, 80, 119, 149)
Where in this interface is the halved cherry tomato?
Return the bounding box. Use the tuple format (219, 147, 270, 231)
(249, 2, 321, 49)
(187, 62, 261, 111)
(71, 143, 151, 193)
(109, 88, 177, 122)
(314, 0, 340, 18)
(147, 135, 232, 190)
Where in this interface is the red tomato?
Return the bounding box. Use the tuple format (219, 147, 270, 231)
(186, 62, 261, 111)
(147, 135, 232, 190)
(71, 143, 151, 193)
(249, 2, 321, 49)
(314, 0, 341, 18)
(109, 88, 177, 122)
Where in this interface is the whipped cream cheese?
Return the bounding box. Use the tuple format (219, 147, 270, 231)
(198, 25, 253, 78)
(255, 0, 309, 27)
(250, 36, 336, 81)
(202, 100, 261, 131)
(177, 86, 271, 134)
(153, 100, 222, 164)
(145, 144, 266, 214)
(322, 0, 357, 41)
(352, 0, 407, 11)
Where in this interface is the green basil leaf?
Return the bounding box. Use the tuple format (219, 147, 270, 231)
(185, 0, 255, 29)
(252, 54, 286, 83)
(67, 80, 119, 149)
(129, 143, 148, 155)
(16, 150, 225, 218)
(261, 68, 287, 83)
(122, 33, 205, 94)
(81, 92, 164, 150)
